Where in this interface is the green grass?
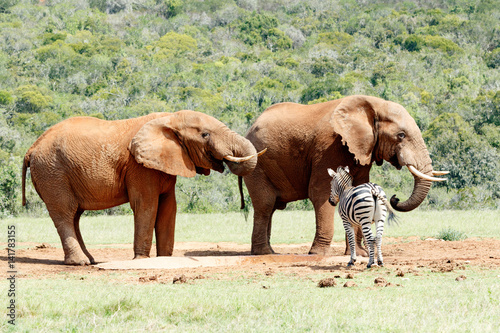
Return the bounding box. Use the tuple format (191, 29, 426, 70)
(2, 210, 499, 247)
(1, 210, 500, 331)
(1, 268, 499, 332)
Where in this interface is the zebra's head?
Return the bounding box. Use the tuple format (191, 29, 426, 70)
(327, 166, 353, 206)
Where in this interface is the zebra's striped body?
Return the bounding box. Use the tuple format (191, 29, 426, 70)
(328, 166, 396, 268)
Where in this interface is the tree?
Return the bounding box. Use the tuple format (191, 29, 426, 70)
(14, 85, 52, 114)
(424, 113, 500, 192)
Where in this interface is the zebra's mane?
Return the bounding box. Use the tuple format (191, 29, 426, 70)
(336, 166, 353, 190)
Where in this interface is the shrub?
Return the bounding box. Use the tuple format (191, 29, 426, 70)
(424, 113, 500, 190)
(311, 57, 343, 77)
(403, 35, 424, 52)
(154, 32, 198, 59)
(423, 35, 462, 55)
(264, 28, 293, 51)
(317, 31, 354, 49)
(42, 32, 67, 45)
(486, 48, 500, 69)
(159, 0, 183, 18)
(36, 40, 78, 62)
(237, 12, 291, 51)
(0, 156, 21, 217)
(0, 90, 13, 105)
(300, 74, 345, 103)
(14, 85, 52, 113)
(435, 227, 467, 241)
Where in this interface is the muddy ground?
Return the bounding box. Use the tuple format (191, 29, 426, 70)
(4, 238, 500, 283)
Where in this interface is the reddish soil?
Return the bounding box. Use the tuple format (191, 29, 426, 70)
(4, 238, 500, 283)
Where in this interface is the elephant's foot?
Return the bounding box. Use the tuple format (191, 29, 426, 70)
(86, 254, 96, 265)
(251, 244, 275, 255)
(64, 253, 91, 266)
(133, 254, 150, 260)
(156, 247, 173, 257)
(344, 244, 368, 257)
(309, 245, 332, 256)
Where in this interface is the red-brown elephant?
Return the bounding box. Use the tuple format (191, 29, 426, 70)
(240, 95, 447, 256)
(23, 110, 261, 265)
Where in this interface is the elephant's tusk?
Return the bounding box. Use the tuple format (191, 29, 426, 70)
(257, 147, 268, 157)
(432, 170, 449, 176)
(224, 148, 267, 163)
(408, 165, 447, 182)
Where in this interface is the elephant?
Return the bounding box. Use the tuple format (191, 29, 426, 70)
(240, 95, 447, 256)
(22, 110, 262, 265)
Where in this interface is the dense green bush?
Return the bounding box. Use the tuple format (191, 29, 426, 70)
(403, 35, 424, 52)
(423, 113, 500, 203)
(0, 0, 498, 216)
(14, 85, 53, 114)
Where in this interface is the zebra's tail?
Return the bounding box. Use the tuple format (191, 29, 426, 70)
(386, 209, 399, 226)
(372, 189, 399, 226)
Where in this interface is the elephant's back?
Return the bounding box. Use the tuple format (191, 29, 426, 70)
(27, 113, 167, 153)
(251, 100, 340, 130)
(247, 100, 340, 147)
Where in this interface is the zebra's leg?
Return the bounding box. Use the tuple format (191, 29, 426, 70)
(344, 221, 357, 267)
(362, 223, 376, 268)
(373, 202, 387, 266)
(375, 220, 385, 266)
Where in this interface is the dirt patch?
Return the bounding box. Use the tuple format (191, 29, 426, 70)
(318, 278, 337, 287)
(3, 238, 500, 282)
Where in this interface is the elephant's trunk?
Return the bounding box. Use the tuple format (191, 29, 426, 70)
(390, 174, 432, 212)
(224, 134, 258, 177)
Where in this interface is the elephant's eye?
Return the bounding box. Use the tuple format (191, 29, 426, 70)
(201, 132, 210, 139)
(397, 132, 406, 140)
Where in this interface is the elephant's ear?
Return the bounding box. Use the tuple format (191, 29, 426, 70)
(129, 117, 196, 178)
(330, 96, 377, 165)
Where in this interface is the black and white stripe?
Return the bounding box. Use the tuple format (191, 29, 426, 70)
(328, 166, 397, 268)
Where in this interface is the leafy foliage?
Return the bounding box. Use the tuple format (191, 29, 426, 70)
(1, 0, 499, 216)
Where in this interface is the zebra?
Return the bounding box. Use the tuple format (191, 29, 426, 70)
(327, 166, 397, 268)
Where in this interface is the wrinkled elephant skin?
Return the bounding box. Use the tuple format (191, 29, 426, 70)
(243, 95, 442, 256)
(22, 111, 257, 265)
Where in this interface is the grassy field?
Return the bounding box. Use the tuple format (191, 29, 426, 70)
(4, 209, 500, 246)
(2, 269, 499, 332)
(1, 210, 500, 332)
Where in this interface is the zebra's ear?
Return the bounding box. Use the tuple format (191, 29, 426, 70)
(327, 168, 336, 178)
(345, 166, 350, 173)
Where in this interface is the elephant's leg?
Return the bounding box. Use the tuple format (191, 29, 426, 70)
(251, 205, 276, 255)
(130, 196, 159, 259)
(36, 176, 89, 265)
(155, 192, 177, 256)
(49, 209, 90, 266)
(73, 209, 95, 264)
(308, 171, 335, 255)
(309, 198, 334, 256)
(344, 225, 368, 257)
(245, 171, 277, 255)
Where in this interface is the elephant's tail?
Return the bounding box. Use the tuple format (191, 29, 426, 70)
(238, 176, 250, 222)
(238, 176, 245, 209)
(22, 154, 30, 206)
